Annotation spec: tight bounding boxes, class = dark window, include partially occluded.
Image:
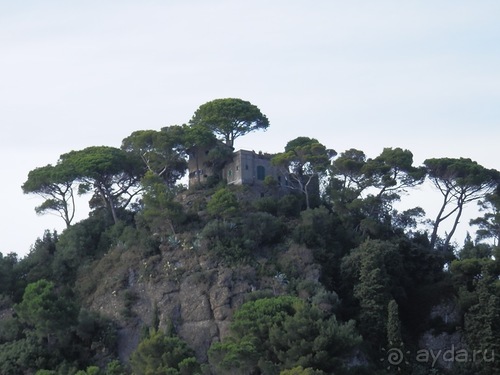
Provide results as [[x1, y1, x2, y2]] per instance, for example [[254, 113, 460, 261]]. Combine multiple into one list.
[[245, 164, 249, 170], [257, 166, 266, 180]]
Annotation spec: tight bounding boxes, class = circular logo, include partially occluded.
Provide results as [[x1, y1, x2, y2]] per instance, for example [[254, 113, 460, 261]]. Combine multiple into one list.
[[380, 345, 410, 370], [387, 348, 404, 366]]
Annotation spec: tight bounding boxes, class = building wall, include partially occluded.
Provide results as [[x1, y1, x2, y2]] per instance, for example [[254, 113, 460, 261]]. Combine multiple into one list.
[[187, 146, 214, 187], [188, 147, 292, 192], [188, 147, 320, 204], [223, 150, 282, 186]]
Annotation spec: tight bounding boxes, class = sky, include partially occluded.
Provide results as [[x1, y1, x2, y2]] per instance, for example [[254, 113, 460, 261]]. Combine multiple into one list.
[[1, 1, 499, 258]]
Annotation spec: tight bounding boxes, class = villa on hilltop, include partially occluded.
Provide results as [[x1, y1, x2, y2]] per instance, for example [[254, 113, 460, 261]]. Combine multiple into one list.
[[187, 145, 320, 205], [188, 147, 284, 189]]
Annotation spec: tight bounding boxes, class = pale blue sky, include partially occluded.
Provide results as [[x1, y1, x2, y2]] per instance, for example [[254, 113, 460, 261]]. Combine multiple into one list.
[[1, 1, 499, 257]]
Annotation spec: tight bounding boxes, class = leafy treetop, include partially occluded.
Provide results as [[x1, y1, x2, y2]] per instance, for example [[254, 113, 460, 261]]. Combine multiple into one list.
[[189, 98, 269, 147]]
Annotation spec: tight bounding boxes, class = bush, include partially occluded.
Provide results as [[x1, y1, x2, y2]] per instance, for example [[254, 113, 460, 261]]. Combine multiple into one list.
[[209, 296, 361, 374], [201, 212, 286, 263], [201, 220, 250, 263], [130, 330, 200, 375], [253, 196, 279, 215], [241, 212, 287, 248], [52, 212, 114, 284], [0, 317, 21, 344], [277, 195, 302, 218], [293, 206, 333, 248], [207, 187, 239, 219]]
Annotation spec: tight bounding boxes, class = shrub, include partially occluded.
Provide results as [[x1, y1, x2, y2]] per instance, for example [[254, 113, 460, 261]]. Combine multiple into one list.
[[277, 195, 302, 218], [201, 212, 286, 263], [209, 296, 361, 374], [206, 187, 239, 219], [253, 196, 279, 216], [130, 330, 200, 375], [241, 212, 287, 249], [293, 206, 333, 248]]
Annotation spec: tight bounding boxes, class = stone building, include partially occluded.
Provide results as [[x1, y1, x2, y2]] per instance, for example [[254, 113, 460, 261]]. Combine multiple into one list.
[[188, 146, 286, 189], [187, 146, 318, 203], [222, 150, 284, 186], [187, 145, 217, 187]]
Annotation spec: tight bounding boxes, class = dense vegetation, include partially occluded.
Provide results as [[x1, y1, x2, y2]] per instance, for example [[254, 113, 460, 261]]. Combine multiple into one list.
[[1, 98, 499, 374]]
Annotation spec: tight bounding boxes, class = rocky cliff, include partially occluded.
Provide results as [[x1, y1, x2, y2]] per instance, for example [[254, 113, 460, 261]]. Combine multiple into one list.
[[79, 234, 321, 363]]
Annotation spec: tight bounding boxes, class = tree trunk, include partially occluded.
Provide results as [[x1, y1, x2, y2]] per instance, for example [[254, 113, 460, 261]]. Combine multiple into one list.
[[430, 190, 451, 249], [304, 178, 310, 210], [444, 197, 465, 250]]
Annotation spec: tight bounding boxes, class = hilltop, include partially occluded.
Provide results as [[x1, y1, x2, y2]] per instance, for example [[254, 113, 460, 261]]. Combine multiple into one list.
[[1, 98, 499, 374]]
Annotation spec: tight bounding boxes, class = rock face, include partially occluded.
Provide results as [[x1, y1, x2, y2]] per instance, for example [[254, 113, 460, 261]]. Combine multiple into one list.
[[85, 238, 320, 363], [418, 299, 465, 371]]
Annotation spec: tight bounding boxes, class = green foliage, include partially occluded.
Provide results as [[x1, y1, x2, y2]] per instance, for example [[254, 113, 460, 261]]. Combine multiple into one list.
[[450, 255, 499, 293], [280, 366, 325, 375], [386, 299, 403, 347], [253, 196, 279, 215], [51, 211, 114, 284], [137, 172, 186, 236], [254, 193, 304, 218], [424, 157, 500, 249], [17, 230, 58, 287], [264, 175, 279, 188], [75, 309, 118, 355], [75, 366, 101, 375], [0, 332, 46, 374], [121, 289, 139, 319], [121, 126, 188, 186], [277, 194, 303, 218], [342, 240, 398, 347], [104, 360, 126, 375], [12, 121, 500, 374], [0, 316, 21, 344], [0, 252, 18, 300], [363, 147, 426, 198], [470, 189, 500, 245], [463, 271, 500, 374], [130, 329, 200, 375], [329, 149, 367, 194], [15, 279, 78, 343], [59, 145, 144, 223], [22, 162, 79, 227], [201, 220, 249, 263], [201, 212, 286, 263], [205, 141, 235, 179], [458, 235, 493, 259], [293, 206, 335, 248], [206, 187, 239, 219], [1, 279, 118, 374], [273, 137, 335, 209], [242, 211, 287, 248], [209, 296, 361, 374], [190, 98, 270, 147]]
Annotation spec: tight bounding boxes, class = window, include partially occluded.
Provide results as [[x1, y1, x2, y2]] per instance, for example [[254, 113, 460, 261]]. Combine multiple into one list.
[[257, 166, 266, 180]]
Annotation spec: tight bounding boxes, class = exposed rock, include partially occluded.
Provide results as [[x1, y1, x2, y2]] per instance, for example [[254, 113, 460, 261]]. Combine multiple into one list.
[[418, 299, 465, 371], [429, 299, 461, 325], [83, 237, 320, 363], [418, 331, 465, 371]]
